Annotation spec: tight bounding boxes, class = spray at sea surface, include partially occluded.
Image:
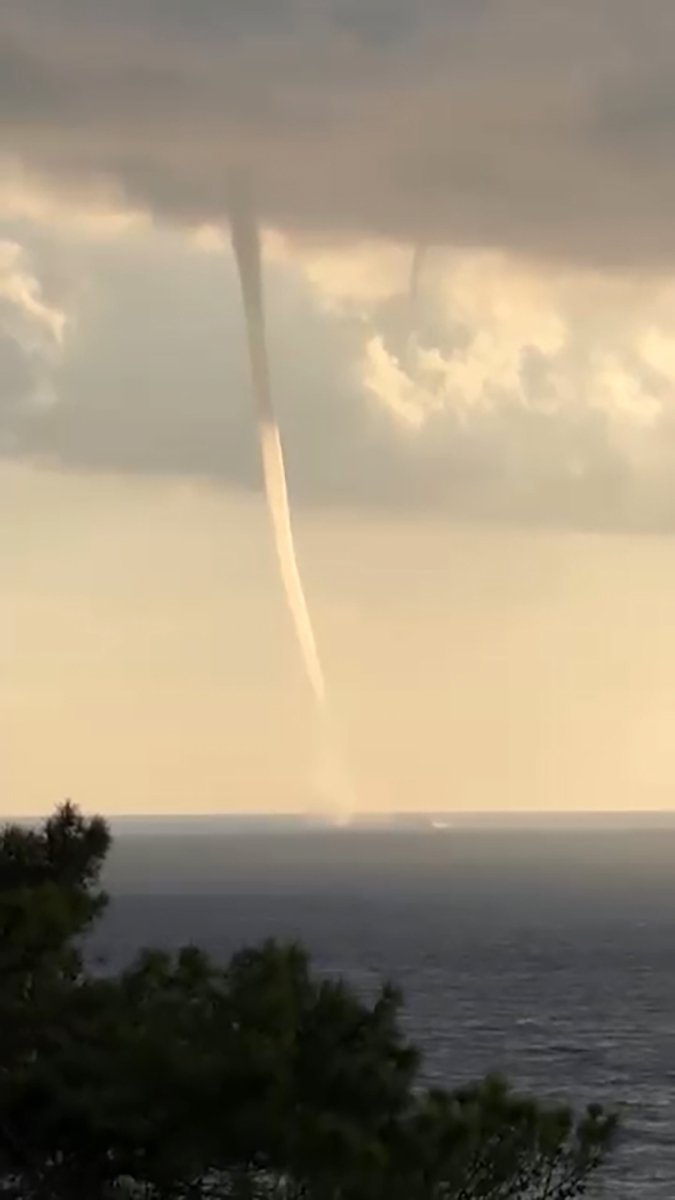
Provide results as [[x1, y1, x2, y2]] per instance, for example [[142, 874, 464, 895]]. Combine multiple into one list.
[[229, 197, 352, 820]]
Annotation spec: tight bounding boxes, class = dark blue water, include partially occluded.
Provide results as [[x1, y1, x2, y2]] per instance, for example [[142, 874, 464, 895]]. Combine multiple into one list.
[[95, 828, 675, 1197]]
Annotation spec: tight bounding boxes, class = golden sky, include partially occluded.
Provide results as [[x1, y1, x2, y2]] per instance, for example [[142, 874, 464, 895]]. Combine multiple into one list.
[[6, 458, 675, 815]]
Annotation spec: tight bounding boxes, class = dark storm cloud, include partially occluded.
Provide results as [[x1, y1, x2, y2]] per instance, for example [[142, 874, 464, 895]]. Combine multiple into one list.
[[5, 1, 675, 265]]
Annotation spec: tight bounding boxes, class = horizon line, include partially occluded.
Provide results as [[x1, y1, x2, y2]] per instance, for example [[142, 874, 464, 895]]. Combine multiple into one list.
[[7, 809, 675, 825]]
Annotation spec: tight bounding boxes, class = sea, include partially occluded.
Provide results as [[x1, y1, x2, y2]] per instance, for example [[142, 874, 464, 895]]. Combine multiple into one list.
[[91, 815, 675, 1198]]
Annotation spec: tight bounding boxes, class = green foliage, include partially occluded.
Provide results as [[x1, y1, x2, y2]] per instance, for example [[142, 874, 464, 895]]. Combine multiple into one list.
[[0, 805, 617, 1200]]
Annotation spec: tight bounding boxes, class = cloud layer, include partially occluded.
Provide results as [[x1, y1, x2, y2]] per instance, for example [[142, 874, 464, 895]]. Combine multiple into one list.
[[0, 238, 65, 455], [5, 1, 675, 533], [2, 222, 675, 533], [5, 0, 675, 265]]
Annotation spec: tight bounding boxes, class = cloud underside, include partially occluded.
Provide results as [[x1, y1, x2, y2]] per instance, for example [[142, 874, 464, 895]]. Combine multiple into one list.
[[6, 1, 675, 532], [5, 0, 675, 266], [1, 226, 675, 534]]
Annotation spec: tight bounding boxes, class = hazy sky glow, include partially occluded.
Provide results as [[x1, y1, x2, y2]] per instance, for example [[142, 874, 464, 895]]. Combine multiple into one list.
[[4, 1, 675, 814]]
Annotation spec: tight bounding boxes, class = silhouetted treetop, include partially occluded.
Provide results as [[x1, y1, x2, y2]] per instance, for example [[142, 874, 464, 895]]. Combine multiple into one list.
[[0, 804, 617, 1199]]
